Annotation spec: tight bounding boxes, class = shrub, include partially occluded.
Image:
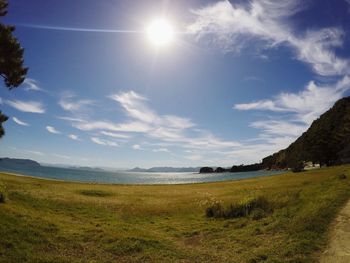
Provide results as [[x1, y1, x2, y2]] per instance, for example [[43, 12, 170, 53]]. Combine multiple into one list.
[[338, 174, 347, 180], [206, 196, 272, 219], [291, 161, 304, 173], [205, 202, 224, 218], [0, 182, 6, 203]]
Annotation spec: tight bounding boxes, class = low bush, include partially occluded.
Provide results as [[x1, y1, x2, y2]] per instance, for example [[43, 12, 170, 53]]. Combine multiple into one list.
[[0, 182, 6, 203], [206, 196, 272, 219], [291, 161, 304, 173], [338, 174, 347, 180], [205, 202, 224, 218]]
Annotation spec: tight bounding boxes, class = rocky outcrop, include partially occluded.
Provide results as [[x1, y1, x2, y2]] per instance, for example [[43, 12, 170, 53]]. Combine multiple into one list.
[[199, 167, 214, 173]]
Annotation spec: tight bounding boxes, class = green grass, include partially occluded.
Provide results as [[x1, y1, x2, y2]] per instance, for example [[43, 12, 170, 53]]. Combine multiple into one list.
[[0, 166, 350, 262]]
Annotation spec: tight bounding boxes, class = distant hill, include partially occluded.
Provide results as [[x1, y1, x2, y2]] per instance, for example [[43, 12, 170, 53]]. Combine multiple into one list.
[[0, 158, 41, 168], [262, 97, 350, 169], [128, 167, 200, 173]]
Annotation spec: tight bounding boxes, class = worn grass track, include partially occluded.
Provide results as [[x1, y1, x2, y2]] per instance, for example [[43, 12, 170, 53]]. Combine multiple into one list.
[[0, 166, 350, 262]]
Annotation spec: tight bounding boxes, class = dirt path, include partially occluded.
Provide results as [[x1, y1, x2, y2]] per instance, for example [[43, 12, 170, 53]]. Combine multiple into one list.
[[320, 200, 350, 263]]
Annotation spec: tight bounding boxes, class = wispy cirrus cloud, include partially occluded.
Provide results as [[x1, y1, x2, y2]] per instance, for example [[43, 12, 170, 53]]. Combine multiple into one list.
[[6, 100, 45, 113], [110, 91, 195, 129], [12, 117, 29, 126], [68, 134, 80, 141], [100, 131, 131, 139], [152, 148, 170, 153], [59, 98, 95, 113], [22, 78, 45, 92], [26, 149, 44, 156], [187, 0, 350, 160], [58, 91, 95, 115], [132, 144, 142, 150], [235, 76, 350, 124], [73, 120, 151, 133], [91, 137, 118, 147], [187, 0, 349, 76], [233, 75, 350, 151], [61, 91, 240, 152], [52, 153, 70, 159], [46, 126, 61, 134]]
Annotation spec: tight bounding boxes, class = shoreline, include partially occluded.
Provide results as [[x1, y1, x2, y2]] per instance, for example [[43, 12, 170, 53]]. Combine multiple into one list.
[[0, 169, 288, 187]]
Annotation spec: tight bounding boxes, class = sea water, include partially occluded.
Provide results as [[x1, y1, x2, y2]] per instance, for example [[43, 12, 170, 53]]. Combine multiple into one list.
[[0, 166, 285, 184]]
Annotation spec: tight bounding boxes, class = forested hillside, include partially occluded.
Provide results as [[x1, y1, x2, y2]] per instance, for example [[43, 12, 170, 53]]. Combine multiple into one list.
[[263, 97, 350, 169]]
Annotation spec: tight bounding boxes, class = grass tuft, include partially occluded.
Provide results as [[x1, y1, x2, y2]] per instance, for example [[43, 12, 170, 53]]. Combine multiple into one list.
[[338, 174, 347, 180], [78, 189, 113, 197], [206, 196, 272, 219]]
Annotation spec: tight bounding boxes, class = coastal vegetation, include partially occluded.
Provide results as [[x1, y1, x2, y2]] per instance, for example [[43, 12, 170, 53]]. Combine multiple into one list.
[[0, 166, 350, 262], [200, 97, 350, 174], [263, 97, 350, 169]]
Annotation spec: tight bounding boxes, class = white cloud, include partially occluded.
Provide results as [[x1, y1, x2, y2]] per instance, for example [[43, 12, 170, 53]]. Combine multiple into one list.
[[152, 148, 170, 153], [91, 137, 118, 147], [108, 91, 240, 150], [188, 0, 350, 76], [12, 117, 29, 126], [46, 126, 61, 134], [0, 97, 3, 104], [100, 131, 131, 139], [52, 153, 70, 159], [68, 134, 80, 140], [59, 91, 240, 152], [132, 144, 142, 150], [6, 100, 45, 113], [110, 91, 195, 129], [23, 78, 44, 92], [250, 120, 307, 137], [58, 116, 85, 122], [73, 121, 151, 133], [231, 75, 350, 161], [59, 98, 94, 113], [185, 154, 203, 161], [235, 76, 350, 125], [345, 0, 350, 12], [25, 149, 44, 156]]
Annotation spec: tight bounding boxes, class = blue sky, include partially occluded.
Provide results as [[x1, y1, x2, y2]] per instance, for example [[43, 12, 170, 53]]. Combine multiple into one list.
[[1, 0, 350, 168]]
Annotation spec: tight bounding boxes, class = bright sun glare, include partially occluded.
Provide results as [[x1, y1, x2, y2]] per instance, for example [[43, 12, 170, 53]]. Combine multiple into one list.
[[146, 18, 174, 46]]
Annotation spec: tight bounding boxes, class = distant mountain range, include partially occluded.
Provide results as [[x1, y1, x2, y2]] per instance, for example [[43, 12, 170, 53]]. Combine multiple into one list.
[[127, 167, 200, 173], [0, 158, 200, 173], [0, 158, 41, 168]]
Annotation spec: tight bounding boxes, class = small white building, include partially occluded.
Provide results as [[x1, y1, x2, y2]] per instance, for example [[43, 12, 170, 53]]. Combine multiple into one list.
[[304, 161, 320, 170]]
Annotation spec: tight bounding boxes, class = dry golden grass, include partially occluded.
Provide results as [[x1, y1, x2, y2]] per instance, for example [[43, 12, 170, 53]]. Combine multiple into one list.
[[0, 166, 349, 262]]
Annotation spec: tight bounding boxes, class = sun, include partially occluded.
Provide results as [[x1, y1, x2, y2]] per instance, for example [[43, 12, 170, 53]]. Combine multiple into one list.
[[146, 18, 174, 46]]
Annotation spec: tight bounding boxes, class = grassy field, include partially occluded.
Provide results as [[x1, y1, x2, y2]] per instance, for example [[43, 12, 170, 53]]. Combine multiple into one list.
[[0, 166, 350, 263]]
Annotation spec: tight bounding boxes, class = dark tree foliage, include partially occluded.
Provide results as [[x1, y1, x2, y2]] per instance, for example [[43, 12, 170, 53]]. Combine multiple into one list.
[[0, 0, 28, 88], [262, 97, 350, 168], [230, 163, 262, 172], [199, 167, 214, 173], [0, 0, 27, 138], [0, 111, 8, 137]]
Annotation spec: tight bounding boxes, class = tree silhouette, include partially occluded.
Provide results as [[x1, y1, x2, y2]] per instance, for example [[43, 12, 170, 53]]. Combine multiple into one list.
[[0, 0, 28, 137]]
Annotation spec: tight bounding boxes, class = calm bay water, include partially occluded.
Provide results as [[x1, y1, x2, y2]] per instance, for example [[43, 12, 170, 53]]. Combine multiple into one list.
[[0, 166, 285, 184]]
